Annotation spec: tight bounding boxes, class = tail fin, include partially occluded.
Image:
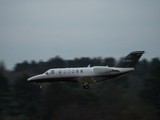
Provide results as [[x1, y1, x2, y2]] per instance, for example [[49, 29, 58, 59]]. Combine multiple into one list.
[[115, 51, 145, 68]]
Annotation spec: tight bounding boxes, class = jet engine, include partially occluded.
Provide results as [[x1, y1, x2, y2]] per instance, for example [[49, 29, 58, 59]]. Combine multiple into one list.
[[93, 66, 112, 73]]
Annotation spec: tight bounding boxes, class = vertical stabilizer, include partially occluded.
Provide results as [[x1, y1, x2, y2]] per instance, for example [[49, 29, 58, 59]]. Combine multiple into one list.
[[115, 51, 145, 68]]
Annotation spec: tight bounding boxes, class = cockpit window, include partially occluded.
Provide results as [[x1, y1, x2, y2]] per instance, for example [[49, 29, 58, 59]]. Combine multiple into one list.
[[45, 71, 49, 75], [45, 69, 52, 75]]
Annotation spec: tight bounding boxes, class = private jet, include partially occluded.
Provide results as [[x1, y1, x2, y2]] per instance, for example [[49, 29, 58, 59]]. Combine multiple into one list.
[[27, 51, 144, 89]]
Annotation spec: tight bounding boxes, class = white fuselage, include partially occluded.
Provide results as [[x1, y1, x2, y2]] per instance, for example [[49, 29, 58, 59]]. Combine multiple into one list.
[[27, 66, 134, 83]]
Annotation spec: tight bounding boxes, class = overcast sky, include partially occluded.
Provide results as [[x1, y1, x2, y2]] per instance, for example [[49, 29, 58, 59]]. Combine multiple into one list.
[[0, 0, 160, 70]]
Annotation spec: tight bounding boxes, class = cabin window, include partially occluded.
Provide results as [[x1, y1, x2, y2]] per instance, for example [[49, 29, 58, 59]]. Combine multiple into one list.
[[51, 70, 54, 74], [80, 70, 83, 73], [72, 70, 74, 73], [59, 70, 61, 74], [76, 70, 79, 73], [64, 70, 66, 74]]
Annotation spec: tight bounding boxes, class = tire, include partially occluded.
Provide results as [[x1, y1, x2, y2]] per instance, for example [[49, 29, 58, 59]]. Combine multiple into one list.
[[83, 84, 89, 89]]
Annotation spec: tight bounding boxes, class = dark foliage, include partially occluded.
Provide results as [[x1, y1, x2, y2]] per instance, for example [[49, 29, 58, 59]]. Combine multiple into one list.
[[0, 72, 10, 118], [140, 58, 160, 116], [1, 56, 160, 120]]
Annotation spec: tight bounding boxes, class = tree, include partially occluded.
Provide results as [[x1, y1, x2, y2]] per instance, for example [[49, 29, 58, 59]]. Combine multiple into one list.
[[140, 58, 160, 116], [12, 73, 40, 118], [48, 56, 64, 68], [14, 61, 29, 72], [69, 88, 99, 105], [0, 71, 10, 118], [0, 60, 6, 71], [36, 83, 71, 120], [103, 57, 115, 67]]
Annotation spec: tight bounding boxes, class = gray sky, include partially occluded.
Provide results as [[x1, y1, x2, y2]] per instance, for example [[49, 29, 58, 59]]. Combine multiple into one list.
[[0, 0, 160, 70]]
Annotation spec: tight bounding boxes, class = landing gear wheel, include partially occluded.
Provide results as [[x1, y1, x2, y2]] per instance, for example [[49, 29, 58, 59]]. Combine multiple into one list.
[[40, 83, 43, 89], [83, 84, 89, 89]]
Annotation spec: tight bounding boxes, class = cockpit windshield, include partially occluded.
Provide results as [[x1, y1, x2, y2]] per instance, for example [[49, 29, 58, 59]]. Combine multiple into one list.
[[45, 69, 54, 75], [45, 70, 50, 75]]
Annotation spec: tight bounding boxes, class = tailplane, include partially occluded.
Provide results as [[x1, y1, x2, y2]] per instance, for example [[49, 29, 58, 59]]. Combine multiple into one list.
[[115, 51, 145, 68]]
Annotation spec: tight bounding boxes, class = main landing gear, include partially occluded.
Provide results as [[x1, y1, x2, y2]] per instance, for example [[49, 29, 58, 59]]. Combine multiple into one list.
[[83, 84, 89, 89]]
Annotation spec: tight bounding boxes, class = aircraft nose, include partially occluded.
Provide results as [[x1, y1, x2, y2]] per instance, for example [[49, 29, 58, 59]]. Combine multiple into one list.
[[27, 76, 36, 82], [27, 74, 45, 82]]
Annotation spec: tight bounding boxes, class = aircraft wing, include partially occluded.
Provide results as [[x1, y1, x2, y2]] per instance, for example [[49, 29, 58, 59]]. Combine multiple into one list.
[[78, 76, 96, 84]]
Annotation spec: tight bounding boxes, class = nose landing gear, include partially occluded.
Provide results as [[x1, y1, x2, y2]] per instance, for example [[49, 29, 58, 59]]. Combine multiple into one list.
[[40, 83, 43, 89]]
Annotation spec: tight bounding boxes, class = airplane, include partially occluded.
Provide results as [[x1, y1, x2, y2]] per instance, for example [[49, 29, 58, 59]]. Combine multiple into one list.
[[27, 51, 144, 89]]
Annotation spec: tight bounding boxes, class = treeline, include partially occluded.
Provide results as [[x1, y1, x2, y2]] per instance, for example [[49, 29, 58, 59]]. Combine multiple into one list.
[[13, 56, 115, 74], [0, 57, 160, 120]]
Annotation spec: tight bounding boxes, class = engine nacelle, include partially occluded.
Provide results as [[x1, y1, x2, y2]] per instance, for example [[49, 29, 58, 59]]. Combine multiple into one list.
[[93, 66, 112, 73]]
